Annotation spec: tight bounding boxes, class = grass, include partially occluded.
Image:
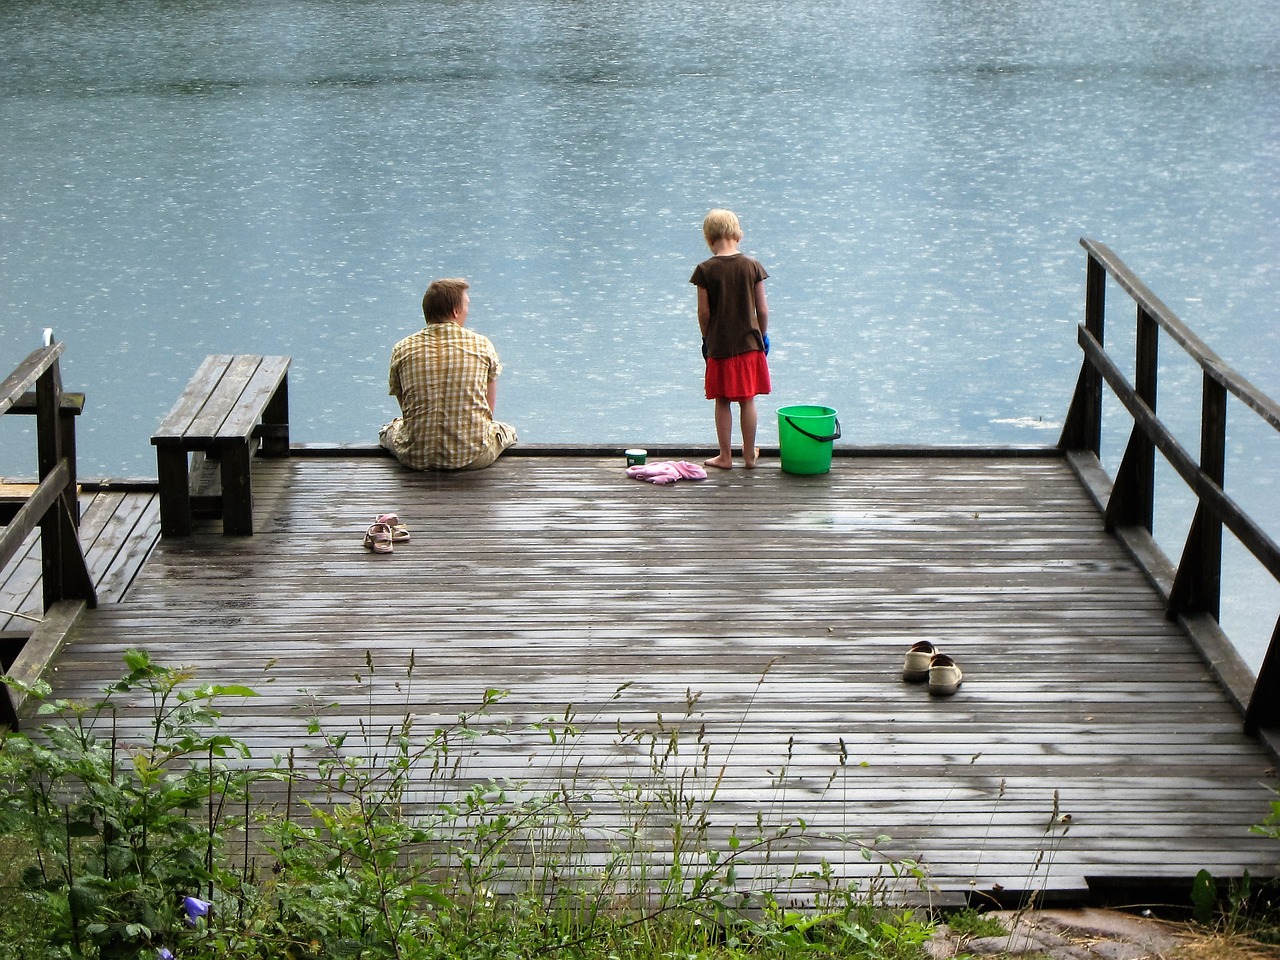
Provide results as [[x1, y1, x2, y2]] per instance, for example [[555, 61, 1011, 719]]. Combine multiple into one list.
[[943, 907, 1008, 940]]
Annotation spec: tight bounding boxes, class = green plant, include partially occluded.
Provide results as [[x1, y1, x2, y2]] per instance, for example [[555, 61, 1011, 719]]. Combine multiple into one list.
[[0, 649, 259, 958], [944, 906, 1008, 940]]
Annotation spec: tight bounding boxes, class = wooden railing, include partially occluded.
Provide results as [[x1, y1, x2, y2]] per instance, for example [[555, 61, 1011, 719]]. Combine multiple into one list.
[[1059, 238, 1280, 734], [0, 336, 96, 624]]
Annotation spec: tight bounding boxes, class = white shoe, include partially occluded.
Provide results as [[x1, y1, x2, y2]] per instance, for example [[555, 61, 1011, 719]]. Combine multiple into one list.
[[928, 654, 963, 696], [902, 641, 936, 682]]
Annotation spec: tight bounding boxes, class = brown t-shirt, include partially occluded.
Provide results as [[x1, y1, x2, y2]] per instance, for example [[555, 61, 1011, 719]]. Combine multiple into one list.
[[690, 253, 769, 359]]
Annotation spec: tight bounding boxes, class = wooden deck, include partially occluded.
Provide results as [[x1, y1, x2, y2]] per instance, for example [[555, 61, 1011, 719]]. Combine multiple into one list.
[[0, 486, 160, 636], [28, 452, 1280, 904]]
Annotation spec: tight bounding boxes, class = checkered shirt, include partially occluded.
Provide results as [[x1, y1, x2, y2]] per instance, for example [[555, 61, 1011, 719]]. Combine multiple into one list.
[[388, 323, 503, 470]]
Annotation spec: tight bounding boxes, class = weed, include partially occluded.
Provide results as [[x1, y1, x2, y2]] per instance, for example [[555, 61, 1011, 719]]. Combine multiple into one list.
[[944, 906, 1008, 940]]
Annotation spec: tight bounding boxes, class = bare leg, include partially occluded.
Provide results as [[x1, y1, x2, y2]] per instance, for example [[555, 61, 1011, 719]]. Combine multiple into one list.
[[705, 398, 734, 469], [740, 397, 760, 468]]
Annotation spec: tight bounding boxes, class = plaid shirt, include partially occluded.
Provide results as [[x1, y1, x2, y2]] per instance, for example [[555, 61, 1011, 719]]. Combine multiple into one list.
[[387, 322, 503, 470]]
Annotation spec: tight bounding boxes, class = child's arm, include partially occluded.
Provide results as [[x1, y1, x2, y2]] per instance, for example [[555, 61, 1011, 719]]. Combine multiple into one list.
[[754, 280, 769, 335], [697, 287, 711, 337]]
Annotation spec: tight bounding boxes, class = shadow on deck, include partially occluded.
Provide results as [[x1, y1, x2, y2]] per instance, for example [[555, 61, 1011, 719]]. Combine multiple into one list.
[[32, 451, 1280, 906]]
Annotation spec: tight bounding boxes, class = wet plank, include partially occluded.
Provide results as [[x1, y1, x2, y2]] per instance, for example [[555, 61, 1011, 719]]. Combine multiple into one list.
[[0, 489, 159, 632], [43, 454, 1280, 901]]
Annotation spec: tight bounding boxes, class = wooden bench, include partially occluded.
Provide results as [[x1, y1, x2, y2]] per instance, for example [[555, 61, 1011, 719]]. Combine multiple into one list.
[[151, 355, 290, 536]]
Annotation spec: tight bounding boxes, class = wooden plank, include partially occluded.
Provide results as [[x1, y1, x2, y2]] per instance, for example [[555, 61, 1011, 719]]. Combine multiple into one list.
[[6, 391, 85, 415], [220, 355, 289, 438], [1080, 238, 1280, 431], [184, 355, 264, 439], [0, 342, 63, 415], [0, 491, 158, 631], [82, 492, 161, 602], [0, 522, 42, 632], [0, 462, 68, 571], [1, 599, 84, 727], [151, 354, 233, 442]]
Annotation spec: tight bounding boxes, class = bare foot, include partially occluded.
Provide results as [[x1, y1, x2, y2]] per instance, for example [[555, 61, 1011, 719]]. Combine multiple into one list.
[[704, 455, 733, 470], [743, 447, 762, 470]]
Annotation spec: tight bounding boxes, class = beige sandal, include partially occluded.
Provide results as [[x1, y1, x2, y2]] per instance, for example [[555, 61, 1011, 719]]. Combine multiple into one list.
[[363, 522, 394, 554], [375, 513, 410, 543]]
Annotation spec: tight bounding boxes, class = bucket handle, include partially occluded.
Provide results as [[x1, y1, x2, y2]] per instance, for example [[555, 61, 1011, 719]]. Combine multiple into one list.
[[782, 414, 842, 444]]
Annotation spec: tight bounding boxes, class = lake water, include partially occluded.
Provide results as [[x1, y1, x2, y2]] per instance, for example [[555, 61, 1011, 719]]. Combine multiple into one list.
[[2, 0, 1278, 667]]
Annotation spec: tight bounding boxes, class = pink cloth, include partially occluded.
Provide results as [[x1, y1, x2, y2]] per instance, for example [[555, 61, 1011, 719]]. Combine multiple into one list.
[[626, 460, 709, 485]]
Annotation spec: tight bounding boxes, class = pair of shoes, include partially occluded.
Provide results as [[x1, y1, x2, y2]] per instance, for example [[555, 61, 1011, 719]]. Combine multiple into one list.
[[901, 641, 964, 696], [363, 512, 412, 554], [375, 512, 410, 544], [363, 522, 394, 554]]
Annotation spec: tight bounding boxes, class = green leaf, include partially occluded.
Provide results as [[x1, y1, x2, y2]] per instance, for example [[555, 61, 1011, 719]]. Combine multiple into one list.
[[214, 683, 260, 698], [68, 881, 101, 917], [1191, 868, 1217, 925], [122, 649, 152, 672]]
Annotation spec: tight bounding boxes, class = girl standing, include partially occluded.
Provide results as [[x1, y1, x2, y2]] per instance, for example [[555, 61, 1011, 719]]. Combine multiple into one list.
[[690, 209, 771, 469]]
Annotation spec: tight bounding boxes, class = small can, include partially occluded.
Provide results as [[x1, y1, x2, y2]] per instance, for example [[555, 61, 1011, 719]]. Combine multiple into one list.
[[625, 448, 647, 467]]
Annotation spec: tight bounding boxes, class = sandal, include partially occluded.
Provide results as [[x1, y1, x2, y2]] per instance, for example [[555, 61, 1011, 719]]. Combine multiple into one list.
[[375, 513, 410, 544], [363, 522, 394, 554]]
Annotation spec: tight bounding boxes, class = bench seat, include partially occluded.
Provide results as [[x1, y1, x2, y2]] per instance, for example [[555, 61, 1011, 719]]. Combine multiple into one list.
[[151, 355, 290, 536]]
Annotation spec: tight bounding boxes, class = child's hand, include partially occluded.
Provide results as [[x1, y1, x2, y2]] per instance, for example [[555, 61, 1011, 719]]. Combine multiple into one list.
[[763, 333, 770, 355], [701, 338, 708, 359]]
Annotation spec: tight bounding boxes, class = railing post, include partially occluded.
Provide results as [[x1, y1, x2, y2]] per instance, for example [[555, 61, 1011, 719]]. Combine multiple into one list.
[[1105, 305, 1159, 532], [59, 396, 81, 526], [1170, 373, 1227, 621], [35, 359, 67, 609], [1059, 251, 1106, 454], [32, 349, 93, 610], [1246, 619, 1280, 732]]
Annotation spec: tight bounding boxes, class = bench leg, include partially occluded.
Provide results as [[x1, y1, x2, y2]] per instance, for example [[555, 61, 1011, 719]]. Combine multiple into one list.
[[261, 377, 290, 457], [220, 443, 254, 536], [156, 448, 193, 537]]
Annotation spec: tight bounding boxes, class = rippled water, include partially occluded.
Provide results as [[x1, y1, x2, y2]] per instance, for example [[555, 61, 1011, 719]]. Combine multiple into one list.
[[2, 0, 1278, 664]]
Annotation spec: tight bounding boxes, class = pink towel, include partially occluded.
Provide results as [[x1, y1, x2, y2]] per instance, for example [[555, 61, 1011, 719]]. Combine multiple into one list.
[[626, 460, 708, 484]]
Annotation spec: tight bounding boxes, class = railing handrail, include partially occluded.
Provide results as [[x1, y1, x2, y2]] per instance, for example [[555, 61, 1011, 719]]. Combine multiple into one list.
[[1061, 238, 1280, 735], [0, 462, 71, 571], [0, 342, 64, 417], [1075, 325, 1280, 580], [1080, 238, 1280, 431]]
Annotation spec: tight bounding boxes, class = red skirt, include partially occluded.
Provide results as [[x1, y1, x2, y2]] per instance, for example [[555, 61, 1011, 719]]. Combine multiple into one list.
[[705, 349, 771, 401]]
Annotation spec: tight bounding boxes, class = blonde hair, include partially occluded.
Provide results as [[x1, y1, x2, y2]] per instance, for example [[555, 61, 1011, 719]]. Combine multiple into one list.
[[422, 278, 470, 323], [702, 208, 743, 246]]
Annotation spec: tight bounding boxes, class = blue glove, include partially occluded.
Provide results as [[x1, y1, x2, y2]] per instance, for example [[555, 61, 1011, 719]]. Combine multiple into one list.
[[763, 333, 770, 356]]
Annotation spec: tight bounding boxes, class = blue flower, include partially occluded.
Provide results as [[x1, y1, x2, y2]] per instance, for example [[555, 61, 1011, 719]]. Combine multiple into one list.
[[157, 949, 174, 960], [182, 895, 211, 926]]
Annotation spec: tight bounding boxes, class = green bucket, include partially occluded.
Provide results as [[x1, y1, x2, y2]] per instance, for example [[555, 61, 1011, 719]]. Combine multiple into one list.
[[777, 405, 841, 475]]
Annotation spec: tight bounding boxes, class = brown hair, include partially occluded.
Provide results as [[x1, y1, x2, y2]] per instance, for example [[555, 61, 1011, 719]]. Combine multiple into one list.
[[421, 278, 470, 323]]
